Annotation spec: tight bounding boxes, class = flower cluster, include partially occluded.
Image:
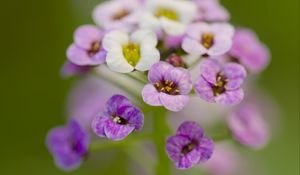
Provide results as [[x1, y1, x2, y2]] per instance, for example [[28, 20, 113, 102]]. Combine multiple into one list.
[[47, 0, 274, 173]]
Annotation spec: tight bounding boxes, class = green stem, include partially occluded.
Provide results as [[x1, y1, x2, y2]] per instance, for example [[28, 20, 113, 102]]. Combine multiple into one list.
[[152, 107, 171, 175]]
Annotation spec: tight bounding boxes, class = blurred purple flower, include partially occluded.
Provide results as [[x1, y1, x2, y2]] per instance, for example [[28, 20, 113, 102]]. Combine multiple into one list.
[[142, 61, 192, 111], [166, 121, 214, 169], [164, 35, 184, 49], [92, 0, 141, 32], [182, 22, 234, 56], [194, 0, 230, 22], [92, 95, 144, 141], [67, 25, 106, 66], [227, 102, 270, 149], [46, 120, 90, 171], [60, 60, 90, 78], [194, 59, 247, 105], [229, 28, 270, 73]]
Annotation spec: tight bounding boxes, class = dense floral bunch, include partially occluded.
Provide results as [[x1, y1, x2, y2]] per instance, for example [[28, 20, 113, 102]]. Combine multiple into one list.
[[47, 0, 274, 174]]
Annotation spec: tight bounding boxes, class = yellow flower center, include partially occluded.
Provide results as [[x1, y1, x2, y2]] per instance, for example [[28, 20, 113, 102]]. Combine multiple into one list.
[[122, 43, 141, 67], [201, 33, 215, 49], [154, 80, 180, 95], [155, 8, 179, 21]]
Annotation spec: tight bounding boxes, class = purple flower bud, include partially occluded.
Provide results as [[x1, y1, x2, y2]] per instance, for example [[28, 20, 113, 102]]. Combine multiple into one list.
[[142, 61, 192, 111], [166, 121, 214, 169], [229, 28, 270, 73], [194, 59, 247, 105], [227, 102, 270, 149], [166, 54, 187, 68], [46, 120, 90, 171], [66, 25, 106, 66], [92, 95, 144, 141]]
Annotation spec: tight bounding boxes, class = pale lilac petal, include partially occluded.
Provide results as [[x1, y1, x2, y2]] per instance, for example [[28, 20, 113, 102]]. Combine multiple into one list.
[[222, 63, 247, 90], [197, 136, 214, 163], [148, 61, 173, 83], [176, 121, 204, 141], [91, 114, 109, 137], [142, 84, 162, 106], [74, 25, 102, 50], [194, 76, 215, 103], [67, 45, 91, 65], [159, 93, 189, 112], [200, 59, 220, 84], [164, 68, 192, 95], [207, 36, 232, 56], [182, 37, 207, 55], [104, 120, 135, 141], [215, 89, 244, 105]]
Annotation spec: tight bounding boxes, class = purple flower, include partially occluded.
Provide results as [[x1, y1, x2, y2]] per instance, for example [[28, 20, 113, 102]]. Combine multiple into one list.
[[142, 61, 192, 112], [67, 25, 106, 66], [166, 121, 214, 169], [182, 22, 234, 56], [46, 120, 90, 171], [194, 59, 247, 105], [194, 0, 230, 22], [227, 102, 270, 149], [229, 28, 270, 73], [92, 95, 144, 141], [60, 60, 91, 78]]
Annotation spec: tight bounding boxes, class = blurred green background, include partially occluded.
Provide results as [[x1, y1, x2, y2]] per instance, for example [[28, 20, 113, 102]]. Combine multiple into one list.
[[0, 0, 299, 174]]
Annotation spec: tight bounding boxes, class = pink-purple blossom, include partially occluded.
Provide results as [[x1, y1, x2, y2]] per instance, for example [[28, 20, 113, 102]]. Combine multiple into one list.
[[92, 95, 144, 141], [227, 102, 270, 149], [67, 25, 106, 66], [194, 0, 230, 22], [142, 61, 192, 112], [194, 59, 247, 105], [182, 22, 234, 57], [166, 121, 214, 169], [229, 28, 270, 73], [46, 120, 90, 171]]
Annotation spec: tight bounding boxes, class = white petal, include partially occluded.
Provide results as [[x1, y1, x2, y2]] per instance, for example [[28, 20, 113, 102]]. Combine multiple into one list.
[[139, 12, 161, 32], [106, 48, 134, 73], [135, 44, 160, 71], [130, 29, 158, 46], [207, 36, 232, 56], [102, 30, 129, 51], [160, 17, 186, 36], [182, 37, 207, 55]]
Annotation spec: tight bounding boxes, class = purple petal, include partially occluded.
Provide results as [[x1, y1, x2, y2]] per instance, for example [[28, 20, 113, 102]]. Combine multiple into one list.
[[207, 36, 232, 56], [74, 25, 102, 50], [215, 88, 244, 105], [222, 63, 247, 90], [104, 119, 135, 141], [142, 84, 162, 106], [148, 61, 173, 83], [68, 120, 90, 156], [67, 44, 104, 66], [60, 61, 90, 78], [106, 95, 132, 116], [159, 93, 189, 112], [176, 121, 204, 141], [164, 68, 193, 95], [166, 135, 191, 162], [197, 136, 214, 163], [194, 76, 215, 103], [91, 114, 109, 137], [200, 59, 220, 85], [177, 149, 201, 169], [118, 106, 144, 131]]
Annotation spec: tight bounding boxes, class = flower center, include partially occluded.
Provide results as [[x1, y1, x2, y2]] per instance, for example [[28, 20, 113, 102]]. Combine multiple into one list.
[[122, 42, 141, 67], [154, 80, 180, 95], [201, 33, 214, 49], [155, 8, 179, 21], [112, 116, 128, 125], [112, 9, 130, 20], [212, 73, 227, 96], [181, 142, 196, 155], [88, 42, 101, 57]]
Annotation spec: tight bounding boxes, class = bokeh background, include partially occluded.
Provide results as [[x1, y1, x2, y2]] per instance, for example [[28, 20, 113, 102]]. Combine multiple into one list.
[[0, 0, 299, 174]]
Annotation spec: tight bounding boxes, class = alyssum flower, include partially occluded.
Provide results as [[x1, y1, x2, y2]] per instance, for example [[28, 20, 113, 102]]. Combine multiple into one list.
[[139, 0, 196, 36], [92, 95, 144, 141], [142, 61, 192, 112], [194, 0, 230, 22], [194, 59, 247, 105], [46, 120, 90, 171], [67, 25, 106, 66], [92, 0, 141, 31], [166, 121, 214, 169], [103, 29, 160, 73], [182, 22, 234, 56]]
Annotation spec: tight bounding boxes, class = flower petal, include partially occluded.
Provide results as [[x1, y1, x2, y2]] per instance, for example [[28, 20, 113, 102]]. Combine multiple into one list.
[[142, 84, 162, 106], [177, 149, 201, 169], [74, 25, 102, 50], [176, 121, 204, 141], [194, 76, 215, 103], [215, 88, 244, 105], [164, 67, 192, 95], [118, 106, 144, 131], [166, 135, 191, 162], [148, 61, 173, 83], [104, 119, 135, 141], [197, 136, 214, 163], [207, 36, 232, 56], [135, 44, 160, 71], [67, 44, 94, 66], [160, 17, 186, 36], [200, 59, 220, 85], [106, 95, 133, 116], [91, 114, 109, 138], [222, 63, 247, 90], [159, 93, 189, 112], [182, 37, 207, 55]]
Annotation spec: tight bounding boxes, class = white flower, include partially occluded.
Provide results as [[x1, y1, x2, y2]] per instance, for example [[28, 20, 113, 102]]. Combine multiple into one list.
[[103, 30, 160, 73], [139, 0, 196, 36]]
